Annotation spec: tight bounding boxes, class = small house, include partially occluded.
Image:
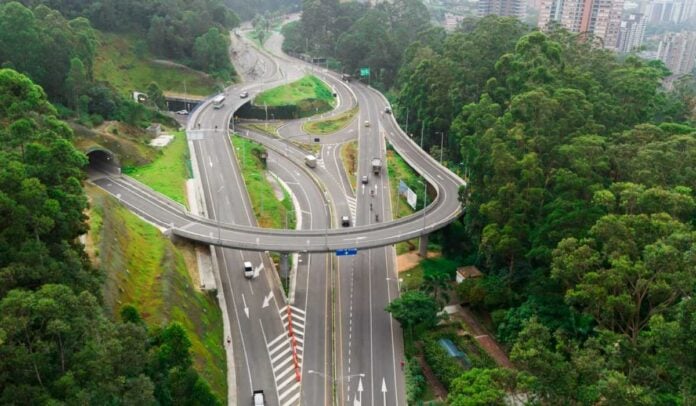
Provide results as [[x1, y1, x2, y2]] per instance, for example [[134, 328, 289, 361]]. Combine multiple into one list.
[[456, 266, 482, 284]]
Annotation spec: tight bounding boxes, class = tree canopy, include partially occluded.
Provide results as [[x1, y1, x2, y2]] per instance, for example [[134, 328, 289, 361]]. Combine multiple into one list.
[[0, 68, 220, 404]]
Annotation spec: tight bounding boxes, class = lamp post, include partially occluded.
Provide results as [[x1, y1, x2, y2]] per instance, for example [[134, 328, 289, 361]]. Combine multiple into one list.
[[436, 131, 445, 163], [416, 178, 427, 234], [307, 370, 365, 406]]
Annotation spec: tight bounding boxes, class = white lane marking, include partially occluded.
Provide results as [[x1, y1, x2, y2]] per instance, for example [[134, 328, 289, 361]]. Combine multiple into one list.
[[242, 294, 249, 319]]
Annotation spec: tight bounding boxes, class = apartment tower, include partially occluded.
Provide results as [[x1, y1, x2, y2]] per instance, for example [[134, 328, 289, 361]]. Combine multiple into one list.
[[538, 0, 625, 49]]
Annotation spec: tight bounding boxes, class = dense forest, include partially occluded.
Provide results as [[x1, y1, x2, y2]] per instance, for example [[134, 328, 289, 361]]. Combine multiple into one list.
[[394, 16, 695, 406], [0, 0, 235, 126], [283, 0, 432, 89], [4, 0, 238, 76], [0, 68, 220, 403]]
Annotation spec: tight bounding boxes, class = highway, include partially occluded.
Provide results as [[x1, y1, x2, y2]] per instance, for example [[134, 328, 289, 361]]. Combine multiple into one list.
[[90, 24, 464, 406]]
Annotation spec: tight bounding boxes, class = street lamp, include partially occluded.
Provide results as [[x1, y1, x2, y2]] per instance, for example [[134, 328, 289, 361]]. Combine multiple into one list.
[[307, 370, 365, 406], [436, 131, 445, 163], [416, 178, 427, 234]]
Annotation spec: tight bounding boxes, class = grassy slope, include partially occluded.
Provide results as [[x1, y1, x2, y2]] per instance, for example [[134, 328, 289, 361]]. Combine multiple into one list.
[[231, 136, 296, 229], [94, 32, 219, 96], [302, 106, 358, 135], [123, 131, 190, 207], [254, 75, 335, 108], [87, 185, 226, 401]]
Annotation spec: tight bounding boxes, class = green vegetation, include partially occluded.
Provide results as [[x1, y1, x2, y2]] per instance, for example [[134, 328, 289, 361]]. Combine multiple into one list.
[[283, 0, 432, 89], [123, 131, 190, 206], [340, 141, 358, 191], [11, 0, 239, 79], [0, 68, 220, 404], [87, 185, 226, 401], [303, 106, 358, 135], [243, 122, 283, 136], [231, 135, 296, 229], [387, 149, 425, 253], [95, 33, 219, 97], [386, 16, 696, 405], [255, 75, 335, 112]]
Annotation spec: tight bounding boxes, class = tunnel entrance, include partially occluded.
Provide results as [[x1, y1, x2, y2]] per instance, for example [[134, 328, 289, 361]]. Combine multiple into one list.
[[85, 148, 120, 177]]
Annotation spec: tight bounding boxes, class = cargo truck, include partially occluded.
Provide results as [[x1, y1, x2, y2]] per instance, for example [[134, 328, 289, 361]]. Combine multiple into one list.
[[371, 158, 382, 175]]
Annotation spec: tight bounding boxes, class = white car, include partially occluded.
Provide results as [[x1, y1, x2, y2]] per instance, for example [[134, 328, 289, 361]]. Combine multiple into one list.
[[364, 120, 370, 127], [239, 91, 249, 98], [341, 215, 350, 227], [176, 109, 189, 115]]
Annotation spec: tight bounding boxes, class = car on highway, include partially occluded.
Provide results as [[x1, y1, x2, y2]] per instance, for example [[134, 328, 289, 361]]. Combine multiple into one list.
[[361, 175, 368, 184], [243, 261, 254, 279], [176, 109, 189, 115], [252, 390, 265, 405], [384, 107, 391, 114], [341, 215, 350, 227], [364, 120, 370, 127], [239, 91, 249, 98]]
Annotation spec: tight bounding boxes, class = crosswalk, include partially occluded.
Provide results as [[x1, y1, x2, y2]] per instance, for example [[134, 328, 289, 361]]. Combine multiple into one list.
[[266, 306, 306, 406], [346, 196, 357, 223]]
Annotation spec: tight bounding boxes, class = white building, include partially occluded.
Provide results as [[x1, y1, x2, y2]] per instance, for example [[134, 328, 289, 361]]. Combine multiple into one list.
[[657, 31, 696, 75], [538, 0, 625, 49], [617, 13, 647, 52]]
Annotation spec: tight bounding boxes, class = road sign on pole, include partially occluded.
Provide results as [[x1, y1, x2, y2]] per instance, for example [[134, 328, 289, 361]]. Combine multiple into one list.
[[335, 248, 358, 256], [360, 67, 370, 77]]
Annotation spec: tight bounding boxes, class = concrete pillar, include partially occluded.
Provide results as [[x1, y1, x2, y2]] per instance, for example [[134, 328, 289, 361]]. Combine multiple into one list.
[[419, 234, 429, 257], [279, 252, 290, 280]]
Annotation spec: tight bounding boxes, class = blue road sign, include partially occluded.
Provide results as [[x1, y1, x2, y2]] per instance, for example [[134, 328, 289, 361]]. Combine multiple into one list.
[[335, 248, 358, 256]]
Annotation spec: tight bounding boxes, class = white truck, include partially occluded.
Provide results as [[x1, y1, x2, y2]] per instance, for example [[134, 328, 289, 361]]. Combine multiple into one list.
[[371, 158, 382, 175]]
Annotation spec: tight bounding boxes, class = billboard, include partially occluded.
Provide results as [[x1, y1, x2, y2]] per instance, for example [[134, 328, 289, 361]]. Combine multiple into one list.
[[399, 180, 418, 210]]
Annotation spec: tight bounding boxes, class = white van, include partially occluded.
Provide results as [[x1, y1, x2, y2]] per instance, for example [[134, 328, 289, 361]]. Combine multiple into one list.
[[243, 261, 254, 279], [305, 155, 317, 168]]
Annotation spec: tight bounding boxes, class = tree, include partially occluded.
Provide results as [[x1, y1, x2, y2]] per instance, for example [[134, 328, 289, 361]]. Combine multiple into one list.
[[552, 213, 695, 345], [146, 82, 166, 110], [448, 368, 507, 406], [385, 291, 439, 338]]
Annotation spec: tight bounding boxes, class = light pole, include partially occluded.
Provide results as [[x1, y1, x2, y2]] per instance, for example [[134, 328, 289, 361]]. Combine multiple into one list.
[[436, 131, 445, 163], [307, 370, 365, 406], [417, 178, 427, 234]]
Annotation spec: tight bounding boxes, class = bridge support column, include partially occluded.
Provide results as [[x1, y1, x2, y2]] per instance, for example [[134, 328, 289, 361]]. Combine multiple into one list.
[[419, 234, 429, 258]]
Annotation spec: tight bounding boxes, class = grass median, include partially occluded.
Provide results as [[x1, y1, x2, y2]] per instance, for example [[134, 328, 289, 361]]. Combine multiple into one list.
[[340, 141, 358, 191], [303, 106, 358, 135], [254, 75, 335, 115], [231, 135, 296, 229], [123, 130, 190, 207]]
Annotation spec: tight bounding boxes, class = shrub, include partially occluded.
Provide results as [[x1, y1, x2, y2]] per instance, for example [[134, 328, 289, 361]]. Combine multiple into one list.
[[422, 336, 465, 389]]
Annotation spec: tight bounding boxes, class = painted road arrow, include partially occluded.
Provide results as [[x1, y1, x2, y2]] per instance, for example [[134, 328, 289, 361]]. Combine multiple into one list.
[[381, 377, 387, 405], [262, 291, 274, 308], [242, 293, 249, 319]]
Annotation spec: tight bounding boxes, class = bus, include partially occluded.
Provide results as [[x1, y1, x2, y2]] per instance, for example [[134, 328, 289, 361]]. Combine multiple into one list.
[[212, 94, 226, 109]]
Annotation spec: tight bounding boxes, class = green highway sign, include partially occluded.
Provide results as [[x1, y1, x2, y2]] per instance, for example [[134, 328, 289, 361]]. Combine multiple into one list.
[[360, 67, 370, 77]]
